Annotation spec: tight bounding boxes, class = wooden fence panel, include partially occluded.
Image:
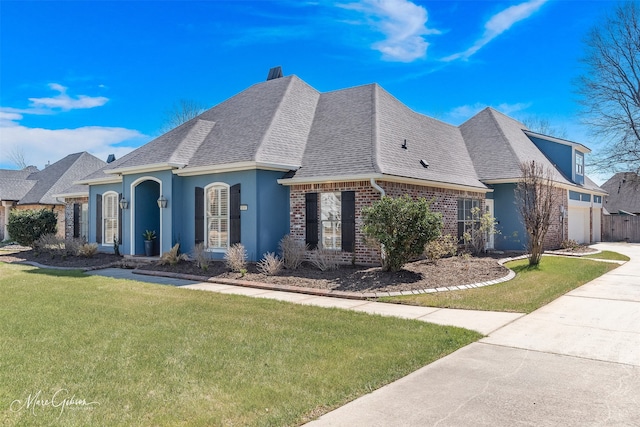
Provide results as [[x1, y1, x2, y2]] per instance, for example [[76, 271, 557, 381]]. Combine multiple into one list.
[[602, 215, 640, 243]]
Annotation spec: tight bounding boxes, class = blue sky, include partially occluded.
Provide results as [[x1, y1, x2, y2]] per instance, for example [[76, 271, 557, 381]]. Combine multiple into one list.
[[0, 0, 617, 181]]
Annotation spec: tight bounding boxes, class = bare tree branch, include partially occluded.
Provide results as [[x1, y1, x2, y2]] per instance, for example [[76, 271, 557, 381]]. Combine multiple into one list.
[[8, 146, 29, 169], [576, 2, 640, 173], [516, 161, 560, 266], [159, 99, 207, 134], [522, 116, 568, 139]]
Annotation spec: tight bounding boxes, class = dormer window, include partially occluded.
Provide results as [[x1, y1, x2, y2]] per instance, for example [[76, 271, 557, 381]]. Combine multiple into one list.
[[575, 152, 584, 176]]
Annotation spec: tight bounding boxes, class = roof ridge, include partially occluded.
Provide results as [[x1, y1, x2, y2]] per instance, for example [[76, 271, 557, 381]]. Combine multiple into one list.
[[486, 108, 521, 166], [255, 76, 296, 161], [168, 119, 216, 165]]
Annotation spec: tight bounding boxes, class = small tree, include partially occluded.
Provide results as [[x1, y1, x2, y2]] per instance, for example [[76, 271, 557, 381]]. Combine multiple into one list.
[[7, 208, 57, 246], [516, 161, 558, 266], [462, 207, 500, 255], [362, 195, 442, 272]]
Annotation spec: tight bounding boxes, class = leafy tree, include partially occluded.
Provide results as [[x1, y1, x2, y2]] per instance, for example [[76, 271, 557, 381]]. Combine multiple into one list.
[[362, 195, 442, 272], [7, 208, 57, 246], [516, 161, 559, 266], [576, 2, 640, 173]]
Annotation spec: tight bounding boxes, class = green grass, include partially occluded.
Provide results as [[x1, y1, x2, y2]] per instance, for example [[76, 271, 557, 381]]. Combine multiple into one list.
[[381, 256, 619, 313], [0, 263, 480, 426], [582, 250, 630, 261]]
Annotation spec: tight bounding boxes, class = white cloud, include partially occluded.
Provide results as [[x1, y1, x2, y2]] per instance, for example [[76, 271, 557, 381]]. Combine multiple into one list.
[[444, 102, 531, 124], [28, 83, 109, 111], [442, 0, 547, 62], [0, 122, 144, 168], [343, 0, 439, 62], [0, 85, 144, 169]]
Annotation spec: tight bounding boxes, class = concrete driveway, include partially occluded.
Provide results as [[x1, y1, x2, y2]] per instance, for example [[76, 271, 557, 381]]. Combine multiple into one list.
[[307, 243, 640, 426]]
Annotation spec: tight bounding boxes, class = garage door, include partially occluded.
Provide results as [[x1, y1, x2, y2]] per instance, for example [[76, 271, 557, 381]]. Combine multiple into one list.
[[568, 207, 590, 244]]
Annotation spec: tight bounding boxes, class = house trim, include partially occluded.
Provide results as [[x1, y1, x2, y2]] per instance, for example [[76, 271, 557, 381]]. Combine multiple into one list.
[[75, 176, 123, 185], [483, 178, 607, 195], [279, 173, 491, 193], [173, 161, 299, 176], [52, 192, 88, 199], [106, 162, 186, 175]]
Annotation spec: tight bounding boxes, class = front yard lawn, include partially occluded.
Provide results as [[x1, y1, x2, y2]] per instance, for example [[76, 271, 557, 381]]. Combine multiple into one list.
[[0, 263, 480, 426], [381, 256, 620, 313], [583, 250, 630, 261]]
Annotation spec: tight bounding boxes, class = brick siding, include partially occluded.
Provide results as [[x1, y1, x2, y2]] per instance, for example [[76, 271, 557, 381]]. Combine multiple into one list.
[[289, 180, 486, 266]]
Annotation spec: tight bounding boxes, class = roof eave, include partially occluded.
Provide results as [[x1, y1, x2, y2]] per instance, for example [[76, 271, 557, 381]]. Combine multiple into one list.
[[105, 162, 186, 175], [482, 178, 608, 195], [51, 191, 88, 199], [75, 176, 123, 185], [279, 173, 491, 193], [174, 161, 299, 176]]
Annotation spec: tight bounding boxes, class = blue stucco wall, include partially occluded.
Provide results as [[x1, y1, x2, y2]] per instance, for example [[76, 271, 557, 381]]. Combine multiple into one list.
[[176, 169, 290, 261], [491, 183, 527, 251], [89, 182, 123, 253], [89, 169, 289, 260], [528, 136, 572, 180], [256, 170, 291, 259]]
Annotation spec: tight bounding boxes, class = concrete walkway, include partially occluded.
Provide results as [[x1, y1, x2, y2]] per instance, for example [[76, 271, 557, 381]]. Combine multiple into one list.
[[306, 242, 640, 426], [87, 268, 523, 335]]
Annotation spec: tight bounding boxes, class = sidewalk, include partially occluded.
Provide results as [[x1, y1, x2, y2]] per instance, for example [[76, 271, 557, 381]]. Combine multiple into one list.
[[87, 268, 523, 335], [306, 242, 640, 426]]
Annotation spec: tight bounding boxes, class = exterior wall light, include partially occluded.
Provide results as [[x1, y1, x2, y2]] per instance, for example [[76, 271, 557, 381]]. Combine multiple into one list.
[[157, 195, 168, 209], [119, 197, 129, 210]]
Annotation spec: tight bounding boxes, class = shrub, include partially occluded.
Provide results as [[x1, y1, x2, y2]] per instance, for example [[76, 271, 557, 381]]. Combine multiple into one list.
[[309, 248, 339, 271], [561, 239, 580, 250], [257, 252, 283, 275], [424, 234, 458, 263], [192, 243, 210, 271], [77, 243, 99, 258], [7, 208, 57, 246], [224, 243, 247, 273], [65, 237, 84, 257], [33, 233, 65, 256], [158, 243, 189, 266], [362, 195, 443, 272], [278, 235, 306, 270]]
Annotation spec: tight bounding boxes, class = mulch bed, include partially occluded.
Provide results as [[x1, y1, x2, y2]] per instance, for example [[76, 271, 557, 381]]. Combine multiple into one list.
[[1, 247, 510, 293]]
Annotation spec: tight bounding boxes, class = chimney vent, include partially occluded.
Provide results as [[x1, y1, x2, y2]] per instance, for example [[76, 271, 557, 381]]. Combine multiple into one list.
[[266, 66, 283, 81], [106, 154, 116, 163]]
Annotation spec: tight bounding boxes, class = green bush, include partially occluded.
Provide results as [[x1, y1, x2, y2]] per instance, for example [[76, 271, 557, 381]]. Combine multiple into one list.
[[362, 195, 443, 272], [7, 208, 57, 247]]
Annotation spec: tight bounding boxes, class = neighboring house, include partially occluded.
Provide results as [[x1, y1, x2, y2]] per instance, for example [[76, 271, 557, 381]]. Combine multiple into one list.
[[601, 172, 640, 215], [76, 69, 605, 263], [0, 152, 106, 242]]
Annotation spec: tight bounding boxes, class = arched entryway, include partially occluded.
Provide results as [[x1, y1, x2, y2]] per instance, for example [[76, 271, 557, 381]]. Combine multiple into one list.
[[132, 178, 161, 256]]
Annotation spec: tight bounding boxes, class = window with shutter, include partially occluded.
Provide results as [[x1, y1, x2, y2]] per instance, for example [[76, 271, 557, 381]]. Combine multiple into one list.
[[103, 192, 119, 245], [205, 184, 229, 249]]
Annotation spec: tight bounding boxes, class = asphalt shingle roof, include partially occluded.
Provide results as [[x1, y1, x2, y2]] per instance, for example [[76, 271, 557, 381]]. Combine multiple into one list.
[[0, 153, 105, 205], [601, 172, 640, 214], [94, 74, 604, 193]]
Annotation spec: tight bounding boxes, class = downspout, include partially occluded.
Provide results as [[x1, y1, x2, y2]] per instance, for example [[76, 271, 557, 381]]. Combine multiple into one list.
[[370, 178, 386, 266], [370, 178, 385, 197]]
